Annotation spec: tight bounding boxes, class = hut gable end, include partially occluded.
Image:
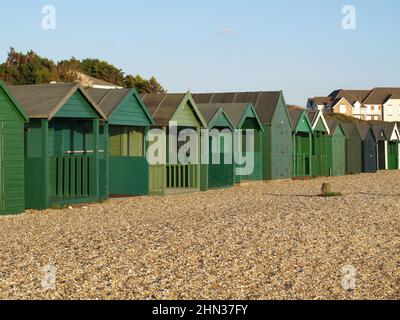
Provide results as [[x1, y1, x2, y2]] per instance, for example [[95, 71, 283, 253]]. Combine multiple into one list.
[[55, 91, 100, 119]]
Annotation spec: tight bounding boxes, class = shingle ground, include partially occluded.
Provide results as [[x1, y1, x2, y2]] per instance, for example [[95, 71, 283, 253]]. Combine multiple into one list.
[[0, 171, 399, 300]]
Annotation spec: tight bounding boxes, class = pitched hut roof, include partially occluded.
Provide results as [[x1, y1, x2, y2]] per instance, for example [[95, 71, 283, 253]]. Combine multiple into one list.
[[8, 83, 106, 120], [192, 91, 285, 125]]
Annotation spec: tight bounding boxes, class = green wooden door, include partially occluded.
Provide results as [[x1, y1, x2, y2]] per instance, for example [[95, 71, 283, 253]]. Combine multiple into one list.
[[293, 133, 311, 177], [0, 121, 3, 211], [109, 125, 149, 196], [208, 133, 234, 189], [51, 119, 97, 203], [312, 132, 329, 176], [388, 142, 398, 170], [331, 135, 346, 176]]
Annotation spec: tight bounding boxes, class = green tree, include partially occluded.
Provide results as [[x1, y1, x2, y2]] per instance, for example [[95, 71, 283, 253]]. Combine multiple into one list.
[[0, 47, 166, 93]]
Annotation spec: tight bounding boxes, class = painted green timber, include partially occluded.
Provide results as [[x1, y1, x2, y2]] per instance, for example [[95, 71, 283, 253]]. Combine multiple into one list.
[[171, 100, 201, 127], [262, 94, 293, 180], [25, 119, 49, 210], [104, 89, 153, 196], [206, 129, 234, 190], [328, 124, 346, 176], [388, 142, 398, 170], [343, 124, 362, 174], [236, 118, 263, 182], [292, 111, 312, 177], [24, 89, 104, 209], [311, 117, 329, 177], [108, 125, 150, 196], [0, 83, 26, 215], [55, 91, 99, 119], [149, 95, 204, 195], [108, 91, 153, 126], [201, 109, 234, 191], [99, 122, 109, 200]]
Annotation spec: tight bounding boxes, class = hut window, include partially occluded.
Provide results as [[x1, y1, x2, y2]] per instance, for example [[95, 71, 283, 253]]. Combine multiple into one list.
[[109, 126, 144, 157]]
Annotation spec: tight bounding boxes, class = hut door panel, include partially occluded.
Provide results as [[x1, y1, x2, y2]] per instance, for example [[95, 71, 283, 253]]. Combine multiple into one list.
[[51, 120, 96, 201], [0, 122, 3, 210], [388, 142, 398, 170], [109, 126, 148, 196], [208, 134, 234, 189], [378, 141, 386, 170]]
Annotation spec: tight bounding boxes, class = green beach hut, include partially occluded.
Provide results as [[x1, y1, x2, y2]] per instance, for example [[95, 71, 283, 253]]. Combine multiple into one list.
[[9, 83, 107, 209], [197, 104, 235, 191], [89, 88, 154, 197], [289, 109, 312, 178], [327, 120, 346, 176], [383, 122, 400, 170], [217, 103, 264, 183], [341, 123, 362, 175], [142, 92, 208, 196], [193, 91, 293, 181], [307, 111, 330, 177], [0, 81, 28, 215]]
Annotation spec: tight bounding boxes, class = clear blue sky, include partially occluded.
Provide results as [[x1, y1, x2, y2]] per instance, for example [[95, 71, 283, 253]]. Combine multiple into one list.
[[1, 0, 399, 105]]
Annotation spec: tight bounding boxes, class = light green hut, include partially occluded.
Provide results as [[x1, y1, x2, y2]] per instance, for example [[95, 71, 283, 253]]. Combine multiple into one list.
[[289, 109, 313, 178], [197, 104, 235, 190], [142, 92, 207, 196], [307, 111, 330, 177], [218, 103, 264, 183]]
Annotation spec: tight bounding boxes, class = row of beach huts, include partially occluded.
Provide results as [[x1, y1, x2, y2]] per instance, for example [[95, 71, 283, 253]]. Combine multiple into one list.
[[0, 80, 399, 215]]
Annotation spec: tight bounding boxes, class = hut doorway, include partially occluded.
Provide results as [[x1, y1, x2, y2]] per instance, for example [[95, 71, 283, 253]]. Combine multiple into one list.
[[51, 119, 97, 202], [293, 132, 311, 177], [377, 140, 386, 170], [0, 121, 3, 211], [388, 142, 399, 170]]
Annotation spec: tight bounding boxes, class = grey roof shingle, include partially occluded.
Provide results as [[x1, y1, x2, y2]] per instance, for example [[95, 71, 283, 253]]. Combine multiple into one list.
[[218, 103, 253, 128], [341, 122, 358, 139], [370, 122, 387, 141], [192, 91, 283, 125], [8, 83, 106, 120], [142, 93, 190, 126], [289, 109, 304, 131], [88, 88, 131, 118], [356, 123, 374, 140], [196, 103, 221, 124]]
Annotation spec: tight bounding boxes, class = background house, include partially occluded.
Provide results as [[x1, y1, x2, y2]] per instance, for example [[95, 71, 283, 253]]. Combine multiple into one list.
[[307, 88, 400, 122]]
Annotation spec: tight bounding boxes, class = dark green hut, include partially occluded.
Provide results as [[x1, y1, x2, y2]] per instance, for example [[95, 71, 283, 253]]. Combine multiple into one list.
[[197, 104, 235, 190], [9, 83, 107, 209], [142, 92, 208, 196], [327, 121, 346, 176], [89, 88, 154, 197], [356, 123, 377, 173], [289, 109, 312, 178], [341, 123, 362, 175], [218, 103, 263, 183], [193, 91, 293, 180], [383, 122, 400, 170], [307, 111, 330, 177], [371, 123, 388, 170], [0, 81, 29, 215]]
